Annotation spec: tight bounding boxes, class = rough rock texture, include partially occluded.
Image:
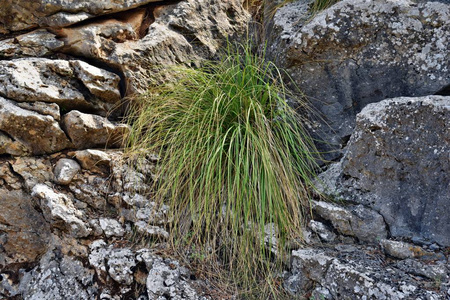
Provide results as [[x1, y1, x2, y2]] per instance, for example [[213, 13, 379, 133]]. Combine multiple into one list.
[[0, 58, 121, 116], [0, 0, 163, 33], [286, 246, 449, 299], [32, 184, 92, 238], [0, 189, 51, 270], [268, 0, 450, 159], [0, 97, 72, 155], [54, 158, 81, 185], [319, 95, 450, 246], [0, 151, 209, 299], [62, 110, 130, 149], [311, 200, 387, 244], [1, 0, 249, 93]]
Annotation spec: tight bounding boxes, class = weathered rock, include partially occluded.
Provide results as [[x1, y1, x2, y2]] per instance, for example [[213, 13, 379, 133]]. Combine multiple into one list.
[[146, 257, 199, 300], [320, 96, 450, 246], [286, 246, 447, 299], [99, 218, 125, 238], [0, 131, 29, 156], [11, 251, 97, 300], [53, 158, 81, 185], [0, 97, 72, 155], [311, 200, 387, 243], [380, 239, 441, 261], [134, 221, 169, 240], [0, 0, 163, 33], [0, 189, 51, 271], [0, 30, 64, 58], [308, 220, 337, 243], [0, 58, 121, 116], [268, 0, 450, 159], [72, 149, 112, 174], [16, 102, 61, 121], [11, 157, 53, 189], [71, 60, 121, 104], [31, 184, 91, 238], [107, 248, 136, 285], [54, 0, 250, 92], [62, 110, 130, 149]]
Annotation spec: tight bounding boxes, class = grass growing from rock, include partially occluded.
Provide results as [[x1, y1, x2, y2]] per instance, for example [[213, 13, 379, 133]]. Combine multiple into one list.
[[126, 44, 318, 297], [310, 0, 340, 14]]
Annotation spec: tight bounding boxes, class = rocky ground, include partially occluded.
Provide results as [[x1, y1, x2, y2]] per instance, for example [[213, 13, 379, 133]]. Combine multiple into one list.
[[1, 0, 449, 299]]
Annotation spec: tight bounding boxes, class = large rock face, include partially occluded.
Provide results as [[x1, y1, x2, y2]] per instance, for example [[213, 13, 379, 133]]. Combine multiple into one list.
[[268, 0, 450, 160], [0, 0, 162, 33], [318, 95, 450, 246]]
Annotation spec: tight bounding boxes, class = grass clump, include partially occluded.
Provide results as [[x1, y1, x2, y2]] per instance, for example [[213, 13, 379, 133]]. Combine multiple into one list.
[[309, 0, 340, 14], [126, 43, 318, 297]]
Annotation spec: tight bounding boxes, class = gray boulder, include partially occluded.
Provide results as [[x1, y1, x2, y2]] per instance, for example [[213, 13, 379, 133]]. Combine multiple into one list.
[[268, 0, 450, 160], [319, 95, 450, 246]]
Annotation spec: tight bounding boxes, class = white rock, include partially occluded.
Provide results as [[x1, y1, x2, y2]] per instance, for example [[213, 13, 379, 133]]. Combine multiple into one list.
[[99, 218, 125, 238], [31, 184, 91, 237], [54, 158, 81, 185]]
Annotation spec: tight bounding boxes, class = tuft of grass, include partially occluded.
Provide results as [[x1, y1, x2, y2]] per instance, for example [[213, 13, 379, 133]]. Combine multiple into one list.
[[309, 0, 340, 14], [126, 43, 318, 297]]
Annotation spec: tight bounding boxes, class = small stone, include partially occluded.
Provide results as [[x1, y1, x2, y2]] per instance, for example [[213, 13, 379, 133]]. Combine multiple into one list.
[[99, 218, 125, 238], [73, 149, 111, 174], [380, 239, 425, 259], [134, 221, 169, 240], [54, 158, 81, 185]]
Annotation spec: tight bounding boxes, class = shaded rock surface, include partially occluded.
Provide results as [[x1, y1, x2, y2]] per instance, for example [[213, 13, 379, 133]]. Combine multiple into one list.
[[267, 0, 450, 160], [318, 95, 450, 246]]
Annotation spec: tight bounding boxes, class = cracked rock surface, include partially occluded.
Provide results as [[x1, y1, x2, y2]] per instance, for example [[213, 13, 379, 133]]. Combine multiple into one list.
[[267, 0, 450, 160], [317, 95, 450, 247]]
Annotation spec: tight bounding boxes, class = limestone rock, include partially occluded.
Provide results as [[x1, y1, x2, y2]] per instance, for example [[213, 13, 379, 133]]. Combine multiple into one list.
[[107, 248, 136, 285], [71, 60, 121, 104], [146, 257, 198, 299], [134, 221, 169, 240], [16, 102, 61, 121], [322, 96, 450, 246], [268, 0, 450, 159], [0, 189, 51, 271], [54, 0, 250, 92], [380, 239, 439, 260], [0, 30, 64, 58], [311, 200, 387, 243], [0, 58, 121, 116], [286, 246, 447, 299], [73, 149, 111, 174], [0, 97, 72, 155], [62, 110, 130, 149], [13, 251, 97, 300], [99, 218, 125, 238], [308, 220, 337, 243], [0, 131, 29, 156], [31, 184, 91, 238], [0, 0, 163, 33], [10, 157, 53, 190], [53, 158, 81, 185]]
